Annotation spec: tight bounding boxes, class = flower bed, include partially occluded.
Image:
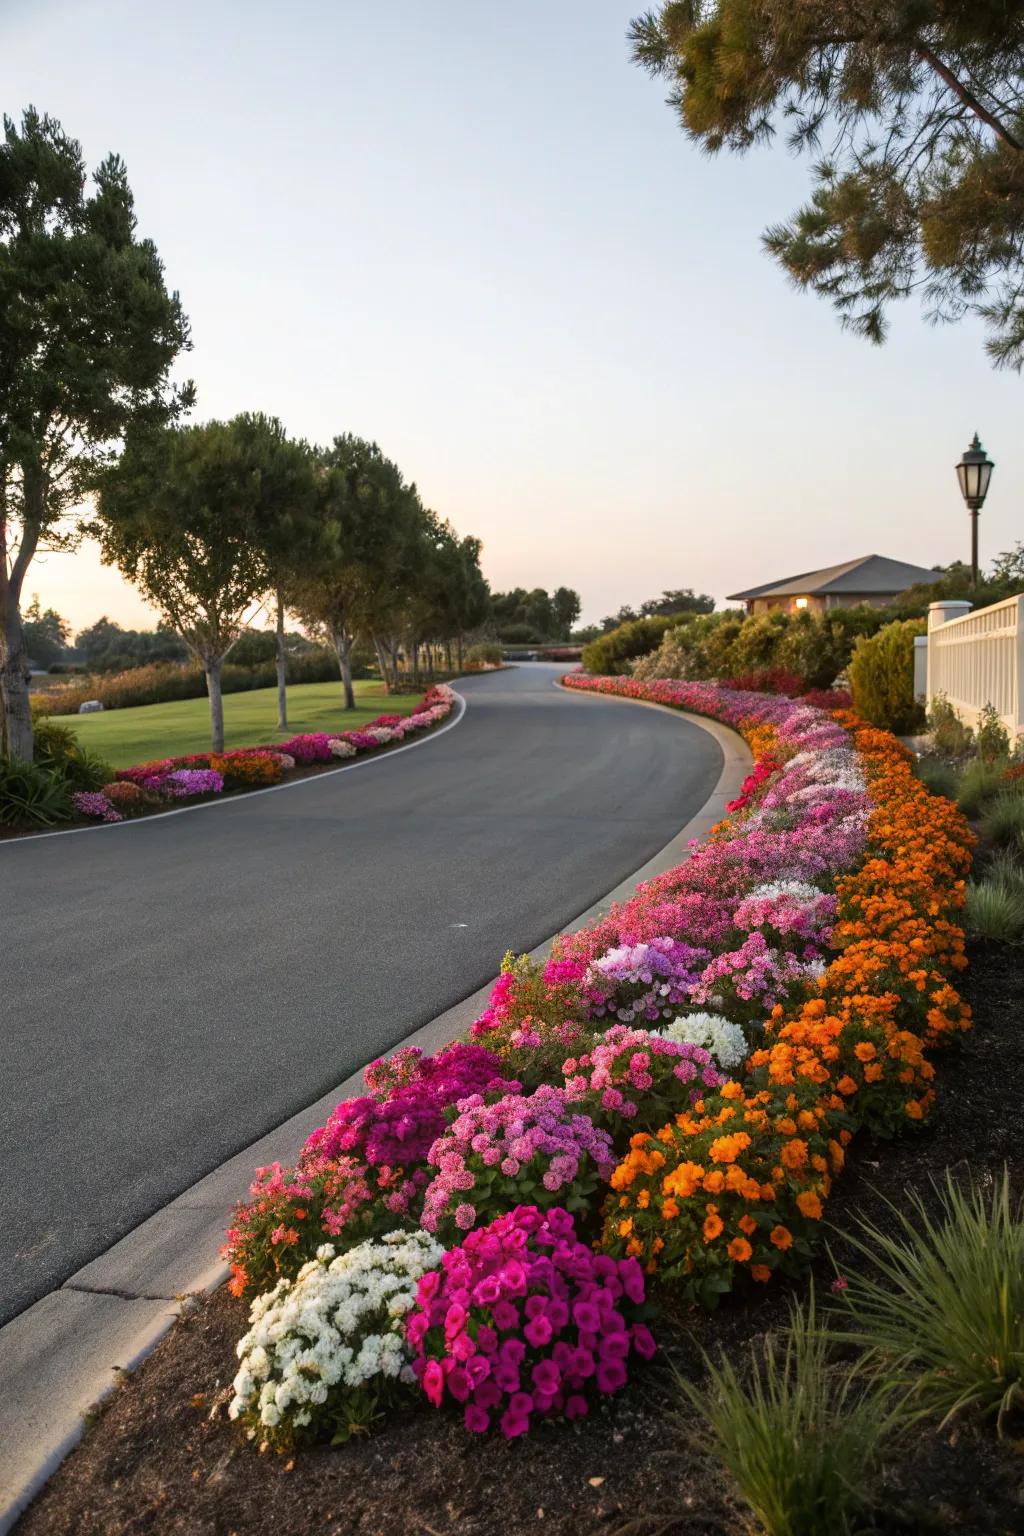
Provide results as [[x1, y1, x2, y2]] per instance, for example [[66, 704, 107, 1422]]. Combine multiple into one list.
[[70, 685, 457, 823], [220, 673, 972, 1441]]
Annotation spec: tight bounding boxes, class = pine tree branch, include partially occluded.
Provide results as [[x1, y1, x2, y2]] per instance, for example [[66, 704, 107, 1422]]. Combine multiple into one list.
[[917, 45, 1023, 150]]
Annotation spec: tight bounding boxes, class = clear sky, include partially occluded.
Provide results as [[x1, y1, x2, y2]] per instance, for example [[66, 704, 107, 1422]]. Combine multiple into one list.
[[4, 0, 1022, 632]]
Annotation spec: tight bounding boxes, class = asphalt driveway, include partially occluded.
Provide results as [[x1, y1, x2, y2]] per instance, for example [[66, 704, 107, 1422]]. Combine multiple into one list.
[[0, 665, 722, 1324]]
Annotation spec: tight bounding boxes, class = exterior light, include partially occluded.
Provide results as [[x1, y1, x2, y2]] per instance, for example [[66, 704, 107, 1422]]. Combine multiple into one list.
[[955, 432, 994, 585], [794, 596, 808, 609]]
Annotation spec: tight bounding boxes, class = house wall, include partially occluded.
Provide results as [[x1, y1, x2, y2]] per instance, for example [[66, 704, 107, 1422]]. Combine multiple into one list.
[[747, 592, 900, 616]]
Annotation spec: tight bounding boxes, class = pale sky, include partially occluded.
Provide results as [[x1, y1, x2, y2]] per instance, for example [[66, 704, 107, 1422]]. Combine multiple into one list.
[[5, 0, 1022, 633]]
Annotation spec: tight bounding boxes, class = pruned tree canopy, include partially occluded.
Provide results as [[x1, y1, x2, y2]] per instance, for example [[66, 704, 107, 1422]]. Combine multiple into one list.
[[631, 2, 1024, 366]]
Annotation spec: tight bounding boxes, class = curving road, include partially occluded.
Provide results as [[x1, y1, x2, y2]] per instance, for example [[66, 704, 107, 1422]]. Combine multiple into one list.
[[0, 665, 722, 1325]]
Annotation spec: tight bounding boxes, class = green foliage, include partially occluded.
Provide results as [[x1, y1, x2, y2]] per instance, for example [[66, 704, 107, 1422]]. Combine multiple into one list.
[[22, 596, 70, 668], [581, 614, 678, 674], [956, 759, 1005, 818], [980, 788, 1024, 847], [599, 587, 715, 631], [914, 755, 959, 800], [848, 619, 925, 733], [1, 105, 191, 761], [927, 693, 974, 758], [832, 1170, 1024, 1432], [964, 877, 1024, 941], [632, 605, 886, 689], [489, 586, 582, 642], [678, 1293, 896, 1536], [464, 642, 503, 667], [975, 703, 1012, 765], [75, 616, 189, 672], [892, 546, 1024, 619], [0, 757, 72, 828], [32, 717, 111, 791], [630, 5, 1024, 368]]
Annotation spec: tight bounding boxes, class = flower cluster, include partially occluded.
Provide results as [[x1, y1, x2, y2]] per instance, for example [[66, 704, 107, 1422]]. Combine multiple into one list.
[[73, 685, 457, 822], [585, 938, 711, 1023], [406, 1206, 654, 1437], [421, 1086, 615, 1239], [228, 1229, 444, 1447], [561, 1023, 724, 1136], [656, 1012, 750, 1073]]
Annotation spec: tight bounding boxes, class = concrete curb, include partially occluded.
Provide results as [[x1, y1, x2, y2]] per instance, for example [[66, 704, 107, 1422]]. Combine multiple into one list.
[[0, 687, 749, 1533]]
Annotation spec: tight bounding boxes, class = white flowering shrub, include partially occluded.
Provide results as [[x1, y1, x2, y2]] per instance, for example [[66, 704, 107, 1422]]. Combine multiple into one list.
[[228, 1228, 443, 1448], [655, 1011, 750, 1072], [329, 738, 357, 759]]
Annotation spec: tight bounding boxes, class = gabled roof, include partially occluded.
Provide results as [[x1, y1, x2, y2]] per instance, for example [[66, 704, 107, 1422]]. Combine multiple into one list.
[[727, 554, 941, 602]]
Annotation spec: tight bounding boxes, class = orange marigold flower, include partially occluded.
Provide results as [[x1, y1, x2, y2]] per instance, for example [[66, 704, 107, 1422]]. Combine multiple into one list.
[[770, 1225, 793, 1250], [796, 1191, 823, 1220], [702, 1169, 725, 1194], [853, 1041, 876, 1062], [727, 1237, 753, 1262], [750, 1264, 772, 1283], [661, 1199, 679, 1220], [837, 1075, 859, 1096], [780, 1138, 808, 1171], [738, 1213, 757, 1235], [703, 1210, 724, 1242], [905, 1099, 924, 1120], [709, 1132, 752, 1164]]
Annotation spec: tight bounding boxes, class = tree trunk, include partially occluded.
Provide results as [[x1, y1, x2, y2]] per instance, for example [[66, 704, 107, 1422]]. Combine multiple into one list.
[[445, 640, 453, 675], [1, 604, 34, 763], [456, 636, 463, 673], [333, 628, 355, 709], [275, 589, 288, 731], [205, 657, 226, 752], [411, 642, 420, 688], [388, 640, 402, 691], [372, 634, 392, 694]]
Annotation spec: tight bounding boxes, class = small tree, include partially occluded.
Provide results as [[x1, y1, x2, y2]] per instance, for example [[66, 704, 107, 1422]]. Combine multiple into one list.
[[96, 421, 273, 750], [631, 3, 1024, 367], [228, 414, 318, 731], [0, 107, 190, 759], [22, 597, 70, 668]]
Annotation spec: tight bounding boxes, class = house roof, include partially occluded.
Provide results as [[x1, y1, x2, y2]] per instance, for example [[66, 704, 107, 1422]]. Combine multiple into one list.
[[726, 554, 941, 602]]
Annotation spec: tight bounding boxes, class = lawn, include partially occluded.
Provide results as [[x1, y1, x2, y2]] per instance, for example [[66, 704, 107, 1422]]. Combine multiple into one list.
[[61, 680, 426, 769]]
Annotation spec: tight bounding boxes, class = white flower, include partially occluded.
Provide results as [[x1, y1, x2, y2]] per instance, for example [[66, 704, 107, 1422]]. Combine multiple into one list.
[[655, 1012, 750, 1072]]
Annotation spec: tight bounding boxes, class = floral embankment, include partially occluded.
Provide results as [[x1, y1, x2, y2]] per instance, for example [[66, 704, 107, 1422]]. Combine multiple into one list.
[[219, 672, 972, 1446], [69, 684, 456, 824]]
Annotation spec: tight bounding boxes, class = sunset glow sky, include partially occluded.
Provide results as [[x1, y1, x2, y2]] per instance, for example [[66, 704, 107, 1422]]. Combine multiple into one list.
[[5, 0, 1022, 633]]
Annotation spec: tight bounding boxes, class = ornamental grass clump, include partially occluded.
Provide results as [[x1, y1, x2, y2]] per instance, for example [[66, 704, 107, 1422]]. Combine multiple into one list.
[[679, 1293, 898, 1536], [420, 1085, 615, 1241], [980, 787, 1024, 849], [831, 1170, 1024, 1434], [229, 1229, 444, 1449], [964, 876, 1024, 942], [406, 1205, 655, 1438], [561, 1023, 724, 1141]]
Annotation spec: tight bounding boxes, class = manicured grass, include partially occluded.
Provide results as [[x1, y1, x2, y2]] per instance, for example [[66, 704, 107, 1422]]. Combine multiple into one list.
[[59, 681, 425, 769]]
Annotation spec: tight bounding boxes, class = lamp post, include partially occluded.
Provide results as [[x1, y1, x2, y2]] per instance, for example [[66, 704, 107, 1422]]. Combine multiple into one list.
[[955, 432, 994, 586]]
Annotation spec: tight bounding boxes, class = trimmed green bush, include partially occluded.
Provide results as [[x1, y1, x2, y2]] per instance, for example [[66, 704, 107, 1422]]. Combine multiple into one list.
[[848, 619, 926, 734], [581, 614, 679, 675], [464, 642, 503, 667]]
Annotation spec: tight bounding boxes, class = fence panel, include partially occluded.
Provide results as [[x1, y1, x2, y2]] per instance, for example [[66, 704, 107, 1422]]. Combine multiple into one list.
[[926, 595, 1024, 736]]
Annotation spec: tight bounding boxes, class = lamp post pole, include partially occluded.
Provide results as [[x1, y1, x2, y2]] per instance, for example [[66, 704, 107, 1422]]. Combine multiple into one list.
[[955, 433, 995, 587]]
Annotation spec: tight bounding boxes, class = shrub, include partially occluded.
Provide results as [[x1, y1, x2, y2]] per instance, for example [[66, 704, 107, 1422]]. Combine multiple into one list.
[[848, 619, 925, 734], [31, 649, 341, 716], [228, 1229, 444, 1448], [0, 757, 72, 828], [832, 1170, 1024, 1433], [208, 751, 284, 787], [927, 693, 973, 757], [581, 614, 679, 675], [975, 702, 1011, 765], [914, 755, 959, 800], [406, 1205, 655, 1438], [721, 667, 804, 696], [964, 878, 1024, 941], [464, 642, 502, 667], [979, 788, 1024, 847], [32, 717, 112, 791], [420, 1085, 615, 1241], [956, 758, 1006, 817], [679, 1293, 897, 1536]]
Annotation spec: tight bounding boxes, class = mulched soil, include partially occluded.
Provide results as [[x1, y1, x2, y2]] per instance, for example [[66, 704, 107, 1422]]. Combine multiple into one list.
[[16, 938, 1024, 1536]]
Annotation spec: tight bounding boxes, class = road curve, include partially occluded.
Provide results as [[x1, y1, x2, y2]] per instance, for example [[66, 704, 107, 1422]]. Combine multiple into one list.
[[0, 664, 722, 1325]]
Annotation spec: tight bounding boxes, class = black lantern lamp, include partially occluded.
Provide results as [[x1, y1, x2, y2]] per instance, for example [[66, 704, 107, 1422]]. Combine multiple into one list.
[[955, 433, 995, 585]]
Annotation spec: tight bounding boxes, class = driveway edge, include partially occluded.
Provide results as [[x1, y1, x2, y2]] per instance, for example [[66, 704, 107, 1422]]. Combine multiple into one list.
[[0, 691, 749, 1533]]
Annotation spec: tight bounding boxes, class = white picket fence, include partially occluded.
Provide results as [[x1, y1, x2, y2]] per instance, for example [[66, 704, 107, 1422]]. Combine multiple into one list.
[[926, 596, 1024, 736]]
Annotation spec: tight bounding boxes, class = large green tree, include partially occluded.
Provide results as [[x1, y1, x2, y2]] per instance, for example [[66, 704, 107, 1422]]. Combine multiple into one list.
[[96, 420, 276, 750], [631, 3, 1024, 366], [0, 107, 190, 759], [22, 595, 69, 667]]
